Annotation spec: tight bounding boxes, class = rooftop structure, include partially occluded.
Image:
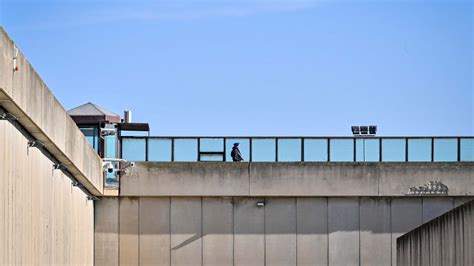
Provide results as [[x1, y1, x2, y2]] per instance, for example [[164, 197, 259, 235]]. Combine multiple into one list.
[[67, 102, 121, 124]]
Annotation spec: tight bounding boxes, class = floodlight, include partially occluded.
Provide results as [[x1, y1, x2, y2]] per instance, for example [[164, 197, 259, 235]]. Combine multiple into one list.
[[369, 125, 377, 135], [360, 126, 368, 134], [351, 126, 360, 135]]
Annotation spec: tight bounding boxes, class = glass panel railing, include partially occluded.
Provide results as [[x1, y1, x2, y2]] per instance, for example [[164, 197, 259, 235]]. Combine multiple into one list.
[[329, 139, 354, 162], [382, 138, 406, 162], [355, 138, 379, 162], [119, 136, 469, 163], [434, 138, 457, 162], [252, 138, 276, 162], [408, 138, 432, 162], [278, 138, 301, 162], [122, 138, 146, 161], [303, 139, 328, 162], [460, 138, 473, 161], [225, 138, 250, 161], [200, 154, 224, 161], [200, 138, 224, 152], [148, 138, 172, 161], [174, 138, 198, 162]]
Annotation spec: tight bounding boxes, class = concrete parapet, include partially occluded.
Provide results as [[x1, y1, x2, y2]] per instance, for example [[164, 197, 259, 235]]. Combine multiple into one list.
[[122, 162, 474, 197], [122, 162, 250, 196], [0, 27, 103, 195]]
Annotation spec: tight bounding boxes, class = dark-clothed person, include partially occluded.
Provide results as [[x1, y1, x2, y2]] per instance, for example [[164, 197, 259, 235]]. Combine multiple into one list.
[[231, 143, 244, 162]]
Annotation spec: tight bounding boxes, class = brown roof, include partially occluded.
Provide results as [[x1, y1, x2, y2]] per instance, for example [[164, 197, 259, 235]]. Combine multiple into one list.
[[67, 102, 121, 124]]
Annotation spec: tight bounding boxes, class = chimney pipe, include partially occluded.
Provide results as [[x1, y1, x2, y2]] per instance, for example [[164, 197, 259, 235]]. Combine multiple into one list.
[[124, 110, 132, 123]]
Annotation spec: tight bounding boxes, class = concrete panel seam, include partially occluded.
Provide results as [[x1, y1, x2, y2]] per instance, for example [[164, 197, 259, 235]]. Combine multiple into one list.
[[169, 197, 171, 266], [359, 197, 361, 266], [326, 197, 329, 266], [201, 197, 203, 266], [232, 197, 235, 266], [295, 197, 298, 266], [390, 197, 392, 266], [138, 198, 140, 266], [264, 197, 266, 266]]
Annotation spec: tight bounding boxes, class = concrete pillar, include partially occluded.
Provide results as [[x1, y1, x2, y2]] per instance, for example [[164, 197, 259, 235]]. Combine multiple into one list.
[[296, 197, 328, 266], [170, 197, 202, 266], [139, 197, 170, 266], [202, 197, 233, 266], [234, 197, 265, 266], [94, 198, 119, 266], [328, 198, 359, 266], [360, 197, 391, 266], [119, 197, 139, 266], [265, 198, 296, 266], [391, 197, 423, 265]]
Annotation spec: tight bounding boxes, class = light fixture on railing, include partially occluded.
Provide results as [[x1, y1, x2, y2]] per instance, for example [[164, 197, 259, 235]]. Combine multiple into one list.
[[352, 125, 377, 162]]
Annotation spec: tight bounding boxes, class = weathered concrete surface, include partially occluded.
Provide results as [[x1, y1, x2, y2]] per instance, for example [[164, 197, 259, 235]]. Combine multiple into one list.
[[250, 163, 378, 196], [170, 198, 202, 266], [0, 27, 103, 195], [296, 198, 328, 265], [422, 197, 454, 223], [391, 198, 423, 265], [328, 198, 360, 266], [95, 196, 474, 266], [139, 197, 171, 266], [234, 197, 265, 266], [94, 198, 119, 266], [1, 114, 94, 265], [377, 163, 474, 196], [397, 200, 474, 266], [265, 198, 297, 266], [0, 27, 13, 95], [119, 197, 139, 266], [202, 197, 233, 266], [122, 162, 250, 196], [360, 197, 391, 265], [122, 162, 474, 197]]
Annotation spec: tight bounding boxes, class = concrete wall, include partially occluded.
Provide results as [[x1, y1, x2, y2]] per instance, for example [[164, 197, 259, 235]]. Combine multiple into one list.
[[0, 27, 98, 264], [397, 200, 473, 266], [0, 27, 103, 195], [121, 162, 474, 197], [0, 119, 94, 265], [95, 196, 472, 266]]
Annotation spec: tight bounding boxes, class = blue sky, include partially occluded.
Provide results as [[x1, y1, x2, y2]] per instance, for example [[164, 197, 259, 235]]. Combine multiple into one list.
[[1, 0, 472, 136]]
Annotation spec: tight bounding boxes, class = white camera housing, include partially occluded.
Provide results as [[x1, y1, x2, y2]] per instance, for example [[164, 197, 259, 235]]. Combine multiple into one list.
[[102, 158, 135, 174], [103, 161, 115, 173]]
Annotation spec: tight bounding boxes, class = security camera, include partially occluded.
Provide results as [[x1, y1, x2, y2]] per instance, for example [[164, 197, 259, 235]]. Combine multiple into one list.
[[102, 159, 135, 175], [100, 128, 116, 137], [103, 161, 114, 173]]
